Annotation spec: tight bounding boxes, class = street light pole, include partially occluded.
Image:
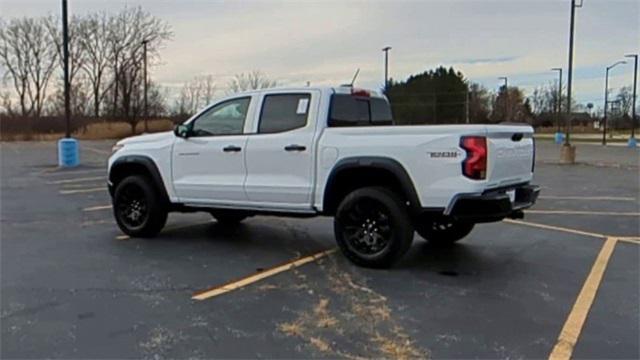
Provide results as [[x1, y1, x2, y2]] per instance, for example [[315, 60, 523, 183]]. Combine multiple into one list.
[[551, 68, 563, 141], [498, 77, 508, 121], [564, 0, 583, 147], [62, 0, 70, 138], [602, 61, 626, 145], [142, 39, 149, 133], [625, 54, 638, 147], [382, 46, 391, 93]]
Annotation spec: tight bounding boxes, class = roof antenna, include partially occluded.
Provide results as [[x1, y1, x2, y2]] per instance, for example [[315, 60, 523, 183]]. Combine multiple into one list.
[[349, 68, 360, 87]]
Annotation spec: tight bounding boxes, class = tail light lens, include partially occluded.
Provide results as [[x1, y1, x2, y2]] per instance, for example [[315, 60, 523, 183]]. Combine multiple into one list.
[[461, 136, 487, 180]]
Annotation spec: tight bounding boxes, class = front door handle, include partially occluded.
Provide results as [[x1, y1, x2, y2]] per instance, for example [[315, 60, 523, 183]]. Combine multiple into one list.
[[284, 144, 306, 152], [223, 145, 242, 152]]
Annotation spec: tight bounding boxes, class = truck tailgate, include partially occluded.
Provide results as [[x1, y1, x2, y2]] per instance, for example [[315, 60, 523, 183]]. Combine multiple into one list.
[[485, 125, 535, 188]]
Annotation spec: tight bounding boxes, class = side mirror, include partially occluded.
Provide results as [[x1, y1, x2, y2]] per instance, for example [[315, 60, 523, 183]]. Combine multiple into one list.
[[174, 124, 191, 138]]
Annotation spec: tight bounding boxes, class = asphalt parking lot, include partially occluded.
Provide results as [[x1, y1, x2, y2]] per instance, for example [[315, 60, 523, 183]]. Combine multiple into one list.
[[1, 140, 638, 359]]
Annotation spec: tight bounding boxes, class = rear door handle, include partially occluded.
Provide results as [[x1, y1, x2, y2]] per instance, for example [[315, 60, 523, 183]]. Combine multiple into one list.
[[284, 144, 306, 152], [223, 145, 242, 152]]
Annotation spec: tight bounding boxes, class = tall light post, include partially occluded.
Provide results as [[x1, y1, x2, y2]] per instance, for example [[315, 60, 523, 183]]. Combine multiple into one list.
[[382, 46, 391, 92], [498, 77, 508, 121], [625, 54, 638, 147], [141, 39, 149, 133], [563, 0, 583, 157], [551, 68, 563, 143], [602, 60, 626, 145], [62, 0, 70, 138], [56, 0, 79, 167]]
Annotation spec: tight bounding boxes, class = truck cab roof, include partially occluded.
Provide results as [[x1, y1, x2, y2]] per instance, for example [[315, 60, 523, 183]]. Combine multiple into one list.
[[226, 86, 385, 99]]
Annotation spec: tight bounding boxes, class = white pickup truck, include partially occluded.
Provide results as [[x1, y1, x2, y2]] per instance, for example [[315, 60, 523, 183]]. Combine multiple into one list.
[[108, 86, 539, 267]]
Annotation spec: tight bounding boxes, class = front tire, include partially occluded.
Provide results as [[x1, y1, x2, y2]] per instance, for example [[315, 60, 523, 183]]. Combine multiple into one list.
[[334, 187, 414, 268], [113, 175, 168, 238], [415, 216, 474, 246]]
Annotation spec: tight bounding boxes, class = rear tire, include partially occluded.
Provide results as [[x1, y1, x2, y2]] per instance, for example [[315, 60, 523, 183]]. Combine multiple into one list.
[[334, 187, 414, 268], [211, 211, 249, 225], [113, 175, 168, 238], [415, 216, 474, 246]]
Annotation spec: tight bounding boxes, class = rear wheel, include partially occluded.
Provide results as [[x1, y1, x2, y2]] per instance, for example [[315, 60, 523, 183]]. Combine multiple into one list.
[[113, 175, 167, 237], [334, 187, 414, 268], [415, 216, 474, 246]]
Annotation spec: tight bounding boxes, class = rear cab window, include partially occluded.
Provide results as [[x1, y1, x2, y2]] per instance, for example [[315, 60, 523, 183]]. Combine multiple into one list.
[[329, 94, 393, 127]]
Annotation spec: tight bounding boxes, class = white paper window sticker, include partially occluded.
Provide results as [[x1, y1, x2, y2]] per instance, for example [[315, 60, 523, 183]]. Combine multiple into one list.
[[296, 98, 309, 115]]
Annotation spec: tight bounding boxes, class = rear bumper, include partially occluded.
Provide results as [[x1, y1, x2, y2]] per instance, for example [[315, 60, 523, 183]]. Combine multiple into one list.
[[445, 184, 540, 223]]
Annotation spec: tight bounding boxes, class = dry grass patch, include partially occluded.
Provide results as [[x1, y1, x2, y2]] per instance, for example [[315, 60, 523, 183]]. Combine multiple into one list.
[[1, 119, 174, 141]]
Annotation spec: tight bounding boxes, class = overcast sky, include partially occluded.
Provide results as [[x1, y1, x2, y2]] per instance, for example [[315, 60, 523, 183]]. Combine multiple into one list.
[[2, 0, 638, 107]]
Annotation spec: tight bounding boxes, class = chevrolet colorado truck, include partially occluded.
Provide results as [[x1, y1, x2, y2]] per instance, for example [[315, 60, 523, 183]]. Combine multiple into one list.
[[108, 86, 539, 268]]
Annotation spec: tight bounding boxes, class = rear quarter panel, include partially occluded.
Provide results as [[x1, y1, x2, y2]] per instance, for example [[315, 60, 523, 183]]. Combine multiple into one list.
[[315, 125, 505, 210]]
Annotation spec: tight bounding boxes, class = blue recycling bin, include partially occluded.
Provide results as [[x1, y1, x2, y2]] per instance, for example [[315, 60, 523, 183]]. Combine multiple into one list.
[[628, 137, 637, 148], [58, 138, 80, 167], [554, 132, 564, 144]]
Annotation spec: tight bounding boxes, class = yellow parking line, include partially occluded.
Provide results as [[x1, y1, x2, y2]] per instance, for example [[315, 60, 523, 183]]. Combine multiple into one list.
[[539, 195, 637, 201], [84, 146, 110, 155], [43, 168, 104, 176], [83, 205, 112, 212], [525, 210, 640, 217], [617, 237, 640, 245], [48, 176, 104, 184], [503, 219, 607, 239], [192, 248, 337, 301], [60, 188, 106, 195], [548, 237, 618, 360]]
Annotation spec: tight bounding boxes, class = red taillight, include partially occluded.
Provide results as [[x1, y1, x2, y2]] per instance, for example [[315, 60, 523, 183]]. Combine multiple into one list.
[[461, 136, 487, 180]]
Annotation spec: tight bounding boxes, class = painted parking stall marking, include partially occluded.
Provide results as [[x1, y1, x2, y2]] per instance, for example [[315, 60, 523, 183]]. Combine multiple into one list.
[[548, 237, 618, 360], [60, 187, 106, 195], [192, 248, 337, 301], [83, 205, 112, 212], [525, 209, 640, 217], [48, 176, 104, 184], [538, 195, 637, 201]]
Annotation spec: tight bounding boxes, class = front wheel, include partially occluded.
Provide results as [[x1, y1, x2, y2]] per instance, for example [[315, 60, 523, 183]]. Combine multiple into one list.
[[334, 187, 414, 268], [113, 175, 168, 238], [415, 217, 474, 246]]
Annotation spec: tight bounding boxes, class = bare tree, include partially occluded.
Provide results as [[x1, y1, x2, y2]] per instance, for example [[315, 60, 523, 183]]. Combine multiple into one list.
[[46, 14, 91, 117], [77, 12, 112, 118], [616, 86, 633, 117], [173, 74, 218, 116], [0, 87, 15, 115], [227, 70, 277, 94], [0, 17, 58, 117], [530, 81, 567, 115], [200, 75, 216, 106], [106, 6, 172, 133]]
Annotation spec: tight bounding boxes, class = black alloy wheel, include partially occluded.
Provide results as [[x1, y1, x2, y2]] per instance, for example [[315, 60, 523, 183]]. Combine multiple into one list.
[[334, 187, 414, 268]]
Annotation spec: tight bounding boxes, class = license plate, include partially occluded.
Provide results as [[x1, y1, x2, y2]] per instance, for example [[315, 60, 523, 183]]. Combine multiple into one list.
[[507, 189, 516, 203]]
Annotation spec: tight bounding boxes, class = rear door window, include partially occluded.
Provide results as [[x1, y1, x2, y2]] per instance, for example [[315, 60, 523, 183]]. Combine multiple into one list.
[[258, 94, 311, 134]]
